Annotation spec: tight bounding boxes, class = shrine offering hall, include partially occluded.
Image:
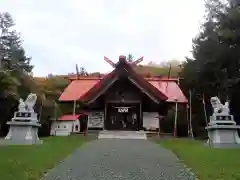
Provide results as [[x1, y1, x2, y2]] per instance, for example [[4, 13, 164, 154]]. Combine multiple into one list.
[[59, 55, 187, 131]]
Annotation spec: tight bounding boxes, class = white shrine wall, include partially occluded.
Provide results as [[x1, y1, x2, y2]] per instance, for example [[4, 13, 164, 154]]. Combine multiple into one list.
[[143, 112, 159, 130], [50, 120, 80, 136], [86, 111, 159, 130]]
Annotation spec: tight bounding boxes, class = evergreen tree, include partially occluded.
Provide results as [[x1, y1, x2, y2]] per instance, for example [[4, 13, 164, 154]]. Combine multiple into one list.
[[181, 0, 240, 99], [127, 54, 134, 62], [180, 0, 240, 134], [0, 12, 36, 135], [0, 12, 34, 98]]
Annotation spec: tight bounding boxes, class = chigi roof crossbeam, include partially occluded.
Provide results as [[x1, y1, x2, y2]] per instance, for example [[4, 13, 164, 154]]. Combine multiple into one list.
[[104, 55, 144, 68]]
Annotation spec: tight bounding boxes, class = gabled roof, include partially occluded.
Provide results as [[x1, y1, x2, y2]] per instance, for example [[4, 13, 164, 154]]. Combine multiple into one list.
[[79, 56, 168, 104], [59, 78, 187, 103], [59, 56, 188, 103]]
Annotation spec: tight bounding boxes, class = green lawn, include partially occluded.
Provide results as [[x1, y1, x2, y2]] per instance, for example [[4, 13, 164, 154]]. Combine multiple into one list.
[[159, 138, 240, 180], [0, 135, 93, 180]]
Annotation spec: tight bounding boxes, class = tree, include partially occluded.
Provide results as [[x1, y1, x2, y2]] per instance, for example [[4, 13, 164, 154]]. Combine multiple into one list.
[[0, 12, 36, 136], [180, 0, 240, 136], [190, 0, 240, 97], [127, 54, 134, 62], [0, 12, 34, 98], [181, 0, 239, 97]]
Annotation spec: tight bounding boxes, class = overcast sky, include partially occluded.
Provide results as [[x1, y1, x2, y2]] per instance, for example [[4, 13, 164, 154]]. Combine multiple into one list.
[[1, 0, 205, 77]]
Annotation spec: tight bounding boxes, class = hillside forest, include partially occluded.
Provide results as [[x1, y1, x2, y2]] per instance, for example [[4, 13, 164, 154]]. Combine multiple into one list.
[[1, 0, 240, 137]]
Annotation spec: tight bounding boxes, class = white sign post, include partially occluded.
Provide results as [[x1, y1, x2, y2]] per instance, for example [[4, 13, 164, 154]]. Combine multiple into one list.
[[87, 112, 104, 128]]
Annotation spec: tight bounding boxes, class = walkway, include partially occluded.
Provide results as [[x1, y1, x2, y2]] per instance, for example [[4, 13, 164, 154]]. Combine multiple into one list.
[[43, 139, 196, 180], [98, 130, 147, 139]]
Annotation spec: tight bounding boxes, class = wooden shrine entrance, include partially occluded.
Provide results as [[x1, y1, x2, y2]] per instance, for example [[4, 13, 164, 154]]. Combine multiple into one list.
[[59, 55, 188, 135], [79, 56, 170, 131], [105, 103, 141, 130]]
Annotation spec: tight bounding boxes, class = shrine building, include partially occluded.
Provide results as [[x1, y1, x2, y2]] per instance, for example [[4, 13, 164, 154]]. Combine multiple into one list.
[[58, 55, 187, 132]]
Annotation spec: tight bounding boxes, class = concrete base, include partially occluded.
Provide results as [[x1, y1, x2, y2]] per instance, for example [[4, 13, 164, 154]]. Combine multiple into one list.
[[4, 121, 42, 145], [205, 124, 240, 149], [204, 142, 240, 149], [0, 139, 43, 146], [98, 131, 147, 140]]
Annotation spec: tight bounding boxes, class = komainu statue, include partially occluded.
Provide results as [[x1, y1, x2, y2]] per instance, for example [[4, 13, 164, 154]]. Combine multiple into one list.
[[18, 98, 26, 112], [18, 93, 37, 112], [210, 96, 230, 115]]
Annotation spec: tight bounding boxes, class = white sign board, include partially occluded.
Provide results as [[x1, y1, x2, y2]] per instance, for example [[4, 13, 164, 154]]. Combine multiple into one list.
[[87, 112, 104, 128], [143, 112, 159, 130]]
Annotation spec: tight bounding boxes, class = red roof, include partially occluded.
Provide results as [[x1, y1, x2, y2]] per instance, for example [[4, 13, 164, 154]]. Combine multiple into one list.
[[59, 78, 187, 103], [58, 114, 82, 121], [59, 56, 187, 103], [59, 79, 100, 101], [148, 80, 187, 103], [67, 75, 180, 82]]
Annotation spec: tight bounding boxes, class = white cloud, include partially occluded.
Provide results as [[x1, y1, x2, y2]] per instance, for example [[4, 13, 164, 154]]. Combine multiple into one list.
[[0, 0, 205, 76]]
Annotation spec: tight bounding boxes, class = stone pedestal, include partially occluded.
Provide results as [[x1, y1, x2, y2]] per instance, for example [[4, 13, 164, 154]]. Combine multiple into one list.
[[205, 114, 240, 148], [2, 111, 42, 145], [0, 93, 43, 145]]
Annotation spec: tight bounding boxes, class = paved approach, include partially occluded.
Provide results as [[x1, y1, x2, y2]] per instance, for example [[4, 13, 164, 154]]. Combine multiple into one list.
[[98, 130, 147, 140], [43, 139, 196, 180]]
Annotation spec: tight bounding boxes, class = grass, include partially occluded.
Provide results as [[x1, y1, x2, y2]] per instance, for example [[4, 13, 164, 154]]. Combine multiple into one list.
[[0, 135, 93, 180], [159, 138, 240, 180]]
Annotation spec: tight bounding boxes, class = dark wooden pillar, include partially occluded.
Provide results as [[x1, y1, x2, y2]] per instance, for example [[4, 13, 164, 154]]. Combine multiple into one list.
[[139, 103, 143, 130], [104, 102, 107, 130]]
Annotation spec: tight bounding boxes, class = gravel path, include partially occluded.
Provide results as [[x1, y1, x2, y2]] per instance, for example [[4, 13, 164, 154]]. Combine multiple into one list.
[[43, 139, 196, 180]]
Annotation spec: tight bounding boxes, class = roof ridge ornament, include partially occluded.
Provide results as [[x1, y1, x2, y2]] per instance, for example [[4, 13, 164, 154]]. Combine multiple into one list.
[[132, 56, 144, 65], [103, 55, 144, 67], [104, 56, 116, 67]]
